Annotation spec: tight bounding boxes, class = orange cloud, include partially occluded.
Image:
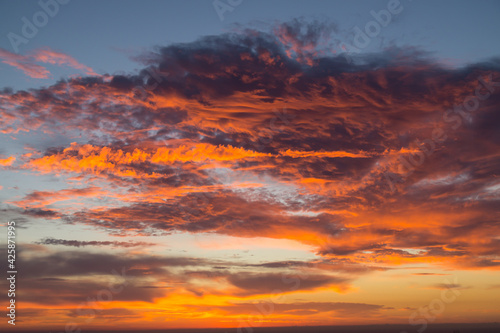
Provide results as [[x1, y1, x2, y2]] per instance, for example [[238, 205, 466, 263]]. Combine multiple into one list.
[[26, 143, 269, 178], [279, 149, 372, 159], [0, 155, 16, 166]]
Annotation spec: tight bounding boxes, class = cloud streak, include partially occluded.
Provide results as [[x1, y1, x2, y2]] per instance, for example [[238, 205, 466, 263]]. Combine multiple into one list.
[[0, 47, 97, 78]]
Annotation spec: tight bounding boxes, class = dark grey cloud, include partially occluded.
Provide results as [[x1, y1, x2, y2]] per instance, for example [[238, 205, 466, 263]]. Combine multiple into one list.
[[227, 272, 349, 296], [35, 237, 156, 248]]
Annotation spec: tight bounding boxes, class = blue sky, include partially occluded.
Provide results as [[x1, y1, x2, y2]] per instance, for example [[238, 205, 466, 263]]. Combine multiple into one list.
[[1, 0, 500, 91]]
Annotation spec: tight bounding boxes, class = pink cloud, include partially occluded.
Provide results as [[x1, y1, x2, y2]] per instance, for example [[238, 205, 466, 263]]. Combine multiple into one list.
[[0, 47, 98, 79], [31, 48, 99, 76], [0, 48, 50, 78]]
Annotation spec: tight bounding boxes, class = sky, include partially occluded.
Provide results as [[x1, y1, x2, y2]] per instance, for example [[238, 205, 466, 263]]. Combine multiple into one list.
[[0, 0, 500, 331]]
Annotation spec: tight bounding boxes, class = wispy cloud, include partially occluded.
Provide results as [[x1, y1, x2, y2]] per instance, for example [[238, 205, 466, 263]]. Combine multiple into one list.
[[35, 238, 156, 248], [0, 47, 98, 78], [0, 48, 49, 78]]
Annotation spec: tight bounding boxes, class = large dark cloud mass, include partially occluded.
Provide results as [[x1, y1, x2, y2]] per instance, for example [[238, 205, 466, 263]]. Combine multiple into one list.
[[1, 19, 500, 276]]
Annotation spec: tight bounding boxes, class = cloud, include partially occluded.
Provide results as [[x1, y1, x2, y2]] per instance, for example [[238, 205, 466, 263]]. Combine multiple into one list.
[[0, 155, 15, 166], [12, 186, 105, 208], [4, 247, 362, 309], [195, 301, 384, 317], [23, 208, 60, 219], [35, 237, 156, 248], [428, 283, 469, 290], [16, 250, 212, 278], [13, 277, 161, 305], [0, 19, 499, 277], [227, 272, 350, 296], [1, 18, 500, 328], [25, 143, 270, 178], [0, 48, 50, 78], [274, 17, 339, 65], [0, 47, 97, 79]]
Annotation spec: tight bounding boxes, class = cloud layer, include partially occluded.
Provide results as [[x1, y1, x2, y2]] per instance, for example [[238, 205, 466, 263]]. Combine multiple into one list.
[[1, 19, 500, 328]]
